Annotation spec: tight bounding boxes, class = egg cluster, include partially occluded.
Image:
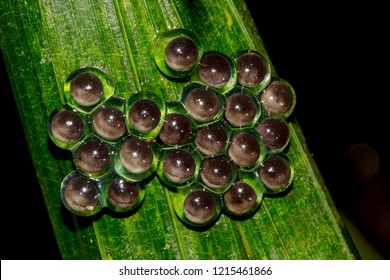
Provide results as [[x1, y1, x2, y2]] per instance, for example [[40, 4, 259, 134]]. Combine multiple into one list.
[[48, 28, 296, 227]]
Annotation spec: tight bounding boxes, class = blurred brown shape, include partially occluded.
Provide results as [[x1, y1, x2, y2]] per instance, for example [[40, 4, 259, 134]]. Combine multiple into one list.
[[345, 143, 390, 258]]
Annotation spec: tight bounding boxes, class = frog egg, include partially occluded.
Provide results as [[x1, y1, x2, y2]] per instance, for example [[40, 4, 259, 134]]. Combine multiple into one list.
[[235, 49, 271, 93], [70, 72, 103, 106], [106, 177, 145, 212], [192, 51, 237, 94], [258, 153, 293, 193], [222, 172, 264, 216], [48, 108, 87, 150], [91, 96, 127, 142], [158, 102, 194, 147], [73, 136, 111, 178], [255, 116, 290, 152], [63, 66, 115, 114], [114, 135, 160, 182], [180, 83, 224, 125], [154, 28, 202, 79], [260, 78, 296, 118], [227, 128, 266, 171], [194, 122, 229, 156], [165, 37, 198, 72], [159, 113, 193, 146], [61, 171, 102, 216], [199, 154, 237, 194], [224, 88, 261, 128], [172, 185, 222, 227], [157, 145, 201, 188], [125, 92, 166, 139]]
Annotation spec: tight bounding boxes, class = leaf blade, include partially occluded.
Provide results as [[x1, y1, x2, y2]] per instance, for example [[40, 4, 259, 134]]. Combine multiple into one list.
[[0, 0, 359, 260]]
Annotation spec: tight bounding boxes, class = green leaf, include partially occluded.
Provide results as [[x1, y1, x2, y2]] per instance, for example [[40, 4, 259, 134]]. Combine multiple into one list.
[[0, 0, 359, 259]]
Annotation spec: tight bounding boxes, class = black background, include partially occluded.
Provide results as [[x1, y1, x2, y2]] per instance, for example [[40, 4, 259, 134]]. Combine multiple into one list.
[[2, 1, 389, 259]]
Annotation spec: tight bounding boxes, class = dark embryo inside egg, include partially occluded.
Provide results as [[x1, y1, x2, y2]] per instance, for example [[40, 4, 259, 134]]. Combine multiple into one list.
[[184, 87, 220, 122], [198, 52, 231, 88], [183, 189, 217, 224], [261, 80, 294, 115], [70, 72, 104, 107], [93, 106, 126, 141], [195, 122, 228, 155], [200, 155, 233, 189], [129, 99, 161, 132], [108, 178, 140, 209], [228, 132, 260, 167], [119, 137, 154, 174], [236, 52, 268, 87], [259, 156, 291, 190], [163, 149, 196, 184], [223, 181, 257, 215], [63, 176, 98, 212], [256, 117, 290, 151], [159, 113, 192, 146], [75, 139, 110, 174], [164, 36, 198, 72], [51, 110, 84, 143], [225, 92, 257, 127]]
